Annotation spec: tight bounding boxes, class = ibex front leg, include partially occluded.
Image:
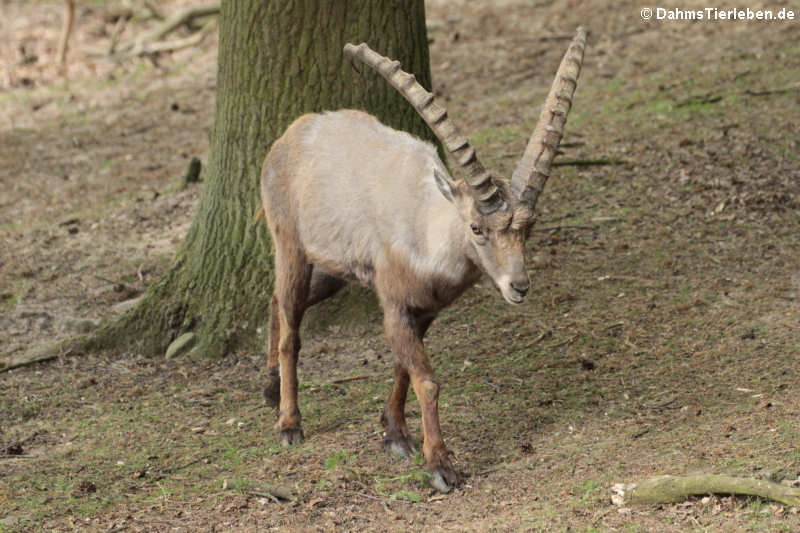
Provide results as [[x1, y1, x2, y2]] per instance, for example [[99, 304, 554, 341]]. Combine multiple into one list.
[[382, 315, 434, 459], [383, 307, 456, 493]]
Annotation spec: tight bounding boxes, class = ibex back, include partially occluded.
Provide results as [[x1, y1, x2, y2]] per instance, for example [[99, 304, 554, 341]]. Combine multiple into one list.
[[260, 28, 586, 493]]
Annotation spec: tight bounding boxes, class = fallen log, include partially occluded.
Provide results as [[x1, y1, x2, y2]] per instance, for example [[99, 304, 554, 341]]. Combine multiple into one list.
[[611, 474, 800, 507]]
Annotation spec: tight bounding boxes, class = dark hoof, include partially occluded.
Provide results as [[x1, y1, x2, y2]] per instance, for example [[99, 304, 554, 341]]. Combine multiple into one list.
[[383, 435, 416, 460], [426, 464, 457, 494], [263, 378, 280, 409], [279, 428, 304, 446]]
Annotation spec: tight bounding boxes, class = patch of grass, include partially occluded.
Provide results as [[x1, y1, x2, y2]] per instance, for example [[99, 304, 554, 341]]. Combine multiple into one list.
[[324, 449, 354, 470], [374, 469, 431, 503]]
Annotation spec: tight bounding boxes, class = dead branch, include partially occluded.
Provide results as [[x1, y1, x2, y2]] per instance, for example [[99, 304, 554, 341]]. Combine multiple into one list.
[[744, 84, 800, 96], [117, 3, 220, 56], [117, 17, 217, 59], [533, 217, 624, 233], [245, 486, 294, 502], [532, 223, 597, 233], [675, 94, 722, 107], [142, 0, 165, 21], [56, 0, 76, 67], [611, 474, 800, 507], [107, 15, 128, 56], [223, 482, 294, 502]]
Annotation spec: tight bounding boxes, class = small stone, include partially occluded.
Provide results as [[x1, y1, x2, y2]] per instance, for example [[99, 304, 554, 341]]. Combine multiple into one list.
[[113, 296, 142, 314], [165, 333, 196, 360]]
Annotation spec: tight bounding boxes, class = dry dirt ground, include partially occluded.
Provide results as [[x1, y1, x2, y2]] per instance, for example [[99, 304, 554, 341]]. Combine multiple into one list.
[[2, 0, 800, 531]]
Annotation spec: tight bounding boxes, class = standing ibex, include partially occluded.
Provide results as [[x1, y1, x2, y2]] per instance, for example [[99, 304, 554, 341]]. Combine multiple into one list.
[[260, 28, 586, 493]]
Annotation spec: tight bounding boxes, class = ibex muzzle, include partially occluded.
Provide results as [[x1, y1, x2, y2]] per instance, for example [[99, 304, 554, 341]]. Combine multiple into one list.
[[260, 28, 586, 493]]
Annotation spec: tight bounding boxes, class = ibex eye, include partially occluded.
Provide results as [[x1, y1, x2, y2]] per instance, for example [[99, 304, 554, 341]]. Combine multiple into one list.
[[471, 224, 483, 236]]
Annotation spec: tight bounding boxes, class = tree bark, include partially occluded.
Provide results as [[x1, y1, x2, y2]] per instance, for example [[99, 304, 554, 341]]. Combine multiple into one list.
[[87, 0, 436, 359]]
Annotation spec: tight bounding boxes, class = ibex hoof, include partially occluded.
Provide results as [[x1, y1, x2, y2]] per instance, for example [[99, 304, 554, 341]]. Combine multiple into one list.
[[383, 436, 416, 460], [428, 467, 456, 494], [279, 428, 304, 446]]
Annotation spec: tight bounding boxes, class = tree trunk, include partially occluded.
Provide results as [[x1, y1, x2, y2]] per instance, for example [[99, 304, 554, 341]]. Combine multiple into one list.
[[97, 0, 436, 358]]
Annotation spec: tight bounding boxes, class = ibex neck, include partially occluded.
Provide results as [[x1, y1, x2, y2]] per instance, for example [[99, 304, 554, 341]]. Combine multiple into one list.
[[422, 206, 482, 294]]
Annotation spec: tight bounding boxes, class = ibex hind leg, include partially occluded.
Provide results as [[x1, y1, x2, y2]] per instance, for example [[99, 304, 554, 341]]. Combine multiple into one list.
[[264, 269, 345, 409], [263, 293, 282, 409], [272, 244, 312, 446]]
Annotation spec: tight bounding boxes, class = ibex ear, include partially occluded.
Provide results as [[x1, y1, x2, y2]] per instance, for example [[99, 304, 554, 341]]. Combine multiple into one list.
[[433, 168, 459, 203]]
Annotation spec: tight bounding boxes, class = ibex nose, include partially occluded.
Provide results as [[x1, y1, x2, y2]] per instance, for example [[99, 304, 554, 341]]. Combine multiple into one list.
[[510, 279, 530, 297]]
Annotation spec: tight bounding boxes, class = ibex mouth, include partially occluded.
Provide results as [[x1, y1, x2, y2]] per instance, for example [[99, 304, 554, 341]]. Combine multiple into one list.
[[504, 290, 525, 305], [486, 274, 527, 305]]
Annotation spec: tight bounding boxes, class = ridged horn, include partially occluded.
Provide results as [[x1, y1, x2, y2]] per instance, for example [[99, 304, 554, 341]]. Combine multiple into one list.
[[344, 42, 506, 214], [510, 27, 586, 211]]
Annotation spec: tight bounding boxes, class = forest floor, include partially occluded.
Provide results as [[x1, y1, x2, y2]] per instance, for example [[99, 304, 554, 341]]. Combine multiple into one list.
[[2, 0, 799, 531]]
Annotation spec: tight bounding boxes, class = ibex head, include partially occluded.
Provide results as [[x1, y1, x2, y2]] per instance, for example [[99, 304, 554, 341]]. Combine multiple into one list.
[[344, 28, 586, 305]]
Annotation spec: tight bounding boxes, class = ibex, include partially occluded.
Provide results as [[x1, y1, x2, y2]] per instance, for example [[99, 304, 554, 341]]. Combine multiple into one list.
[[260, 28, 586, 493]]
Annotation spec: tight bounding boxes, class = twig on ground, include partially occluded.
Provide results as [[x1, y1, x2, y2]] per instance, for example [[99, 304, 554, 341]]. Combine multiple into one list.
[[528, 329, 552, 345], [612, 474, 800, 507], [675, 94, 722, 107], [354, 491, 384, 502], [545, 336, 576, 350], [744, 84, 800, 96], [92, 274, 127, 289], [244, 485, 295, 502], [538, 34, 577, 41], [552, 158, 629, 167], [331, 375, 370, 384], [532, 224, 597, 232], [532, 216, 624, 233]]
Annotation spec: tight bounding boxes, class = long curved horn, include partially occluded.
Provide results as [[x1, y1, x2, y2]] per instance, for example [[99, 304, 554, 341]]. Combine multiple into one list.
[[344, 42, 505, 214], [510, 27, 587, 210]]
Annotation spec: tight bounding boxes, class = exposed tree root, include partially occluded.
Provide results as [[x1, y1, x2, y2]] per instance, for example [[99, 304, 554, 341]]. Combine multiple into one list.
[[611, 474, 800, 507], [1, 334, 92, 373]]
